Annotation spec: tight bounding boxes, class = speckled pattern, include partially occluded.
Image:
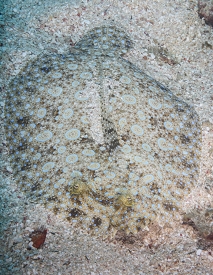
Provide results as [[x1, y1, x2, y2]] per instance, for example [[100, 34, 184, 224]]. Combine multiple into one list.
[[4, 25, 202, 236]]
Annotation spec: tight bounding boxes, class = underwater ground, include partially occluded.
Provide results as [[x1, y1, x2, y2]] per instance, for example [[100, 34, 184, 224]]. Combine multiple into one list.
[[0, 0, 213, 274]]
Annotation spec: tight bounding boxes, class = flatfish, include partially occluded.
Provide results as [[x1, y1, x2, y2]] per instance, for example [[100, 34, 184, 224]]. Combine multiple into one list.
[[4, 25, 201, 235]]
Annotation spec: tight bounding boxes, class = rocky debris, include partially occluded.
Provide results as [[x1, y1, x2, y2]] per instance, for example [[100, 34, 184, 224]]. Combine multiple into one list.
[[198, 0, 213, 27], [29, 227, 47, 249], [183, 207, 213, 244]]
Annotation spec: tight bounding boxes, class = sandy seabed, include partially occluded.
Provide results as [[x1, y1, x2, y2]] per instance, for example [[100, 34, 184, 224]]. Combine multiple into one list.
[[0, 0, 213, 274]]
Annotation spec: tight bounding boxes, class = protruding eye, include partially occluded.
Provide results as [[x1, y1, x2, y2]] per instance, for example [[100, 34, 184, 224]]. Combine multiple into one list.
[[69, 180, 89, 196], [115, 191, 135, 208]]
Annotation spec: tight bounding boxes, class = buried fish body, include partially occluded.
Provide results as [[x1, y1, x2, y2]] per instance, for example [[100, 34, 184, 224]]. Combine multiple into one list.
[[4, 25, 201, 235]]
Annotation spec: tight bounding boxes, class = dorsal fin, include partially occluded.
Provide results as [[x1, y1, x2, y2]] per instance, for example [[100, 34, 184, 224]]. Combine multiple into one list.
[[101, 115, 120, 153], [97, 57, 120, 154], [75, 24, 130, 153]]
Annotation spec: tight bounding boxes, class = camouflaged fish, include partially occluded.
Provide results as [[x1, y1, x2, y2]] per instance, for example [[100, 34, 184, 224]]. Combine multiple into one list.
[[4, 25, 201, 236]]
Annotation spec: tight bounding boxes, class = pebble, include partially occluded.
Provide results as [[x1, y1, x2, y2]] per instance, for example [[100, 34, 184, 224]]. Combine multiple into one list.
[[196, 249, 202, 256], [13, 236, 23, 243]]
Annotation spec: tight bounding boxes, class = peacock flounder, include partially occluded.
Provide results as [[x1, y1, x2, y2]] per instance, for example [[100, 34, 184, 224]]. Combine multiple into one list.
[[4, 25, 201, 236]]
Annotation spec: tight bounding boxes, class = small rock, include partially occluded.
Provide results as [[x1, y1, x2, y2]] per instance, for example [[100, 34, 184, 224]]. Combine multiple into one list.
[[209, 117, 213, 124], [29, 227, 47, 249], [205, 232, 213, 241], [6, 166, 13, 173], [6, 257, 12, 262], [25, 227, 34, 232], [32, 255, 43, 260], [13, 236, 23, 244], [196, 249, 202, 256]]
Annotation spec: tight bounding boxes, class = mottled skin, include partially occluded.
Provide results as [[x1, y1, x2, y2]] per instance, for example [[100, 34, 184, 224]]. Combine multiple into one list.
[[4, 25, 201, 236]]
